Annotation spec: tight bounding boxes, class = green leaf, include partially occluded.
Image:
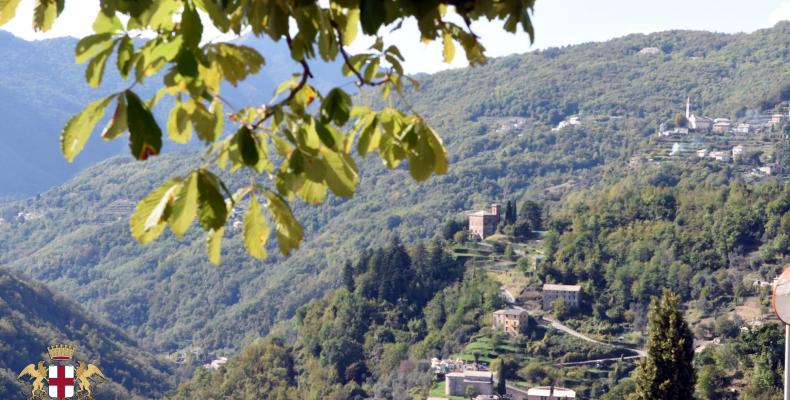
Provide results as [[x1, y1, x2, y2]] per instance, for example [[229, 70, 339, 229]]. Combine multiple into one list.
[[321, 149, 358, 197], [359, 0, 385, 35], [125, 90, 162, 160], [343, 8, 360, 45], [206, 43, 264, 86], [407, 126, 436, 181], [363, 58, 380, 82], [75, 33, 115, 64], [264, 192, 303, 256], [0, 0, 22, 26], [357, 115, 380, 157], [193, 0, 229, 32], [296, 178, 327, 204], [168, 172, 198, 237], [167, 102, 192, 144], [144, 183, 179, 231], [235, 127, 259, 167], [313, 119, 343, 152], [130, 179, 180, 245], [116, 35, 134, 78], [243, 193, 271, 259], [33, 0, 61, 32], [206, 227, 224, 265], [85, 40, 117, 87], [424, 125, 448, 175], [192, 101, 223, 142], [101, 95, 127, 140], [61, 95, 114, 162], [181, 2, 202, 50], [320, 88, 351, 126], [92, 10, 122, 33], [176, 49, 199, 77], [197, 170, 228, 230], [266, 0, 289, 40], [442, 32, 455, 63]]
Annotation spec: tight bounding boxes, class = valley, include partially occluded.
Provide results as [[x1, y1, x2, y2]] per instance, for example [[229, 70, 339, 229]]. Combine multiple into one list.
[[0, 18, 789, 400]]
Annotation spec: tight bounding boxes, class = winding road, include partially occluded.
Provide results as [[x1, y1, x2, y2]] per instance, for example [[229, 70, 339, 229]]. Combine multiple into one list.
[[500, 288, 647, 358]]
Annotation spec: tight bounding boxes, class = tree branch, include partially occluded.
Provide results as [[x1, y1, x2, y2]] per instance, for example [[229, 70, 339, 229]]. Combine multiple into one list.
[[251, 33, 313, 130], [330, 20, 390, 87]]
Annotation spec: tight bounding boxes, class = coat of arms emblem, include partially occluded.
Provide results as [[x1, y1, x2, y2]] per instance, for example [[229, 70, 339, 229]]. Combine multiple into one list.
[[16, 344, 106, 400]]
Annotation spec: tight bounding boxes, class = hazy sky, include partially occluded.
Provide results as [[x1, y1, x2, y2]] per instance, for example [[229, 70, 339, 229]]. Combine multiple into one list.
[[3, 0, 790, 73]]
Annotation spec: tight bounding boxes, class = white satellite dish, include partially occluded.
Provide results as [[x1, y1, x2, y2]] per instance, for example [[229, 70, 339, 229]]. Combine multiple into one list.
[[773, 265, 790, 324]]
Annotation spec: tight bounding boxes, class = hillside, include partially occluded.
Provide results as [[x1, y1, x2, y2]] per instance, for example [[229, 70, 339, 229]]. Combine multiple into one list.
[[0, 22, 789, 363], [165, 161, 790, 399], [0, 267, 172, 399]]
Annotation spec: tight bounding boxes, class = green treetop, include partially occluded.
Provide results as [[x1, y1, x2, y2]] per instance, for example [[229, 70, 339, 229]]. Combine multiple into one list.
[[631, 290, 695, 400]]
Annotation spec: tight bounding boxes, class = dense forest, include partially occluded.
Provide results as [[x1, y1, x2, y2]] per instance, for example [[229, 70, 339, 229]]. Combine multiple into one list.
[[166, 239, 503, 399], [0, 268, 172, 399], [542, 162, 790, 324], [0, 22, 789, 398], [165, 162, 790, 399]]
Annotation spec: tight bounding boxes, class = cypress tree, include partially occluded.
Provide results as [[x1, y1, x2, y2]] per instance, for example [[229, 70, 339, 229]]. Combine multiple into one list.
[[631, 291, 695, 400], [496, 357, 507, 395], [342, 261, 355, 292]]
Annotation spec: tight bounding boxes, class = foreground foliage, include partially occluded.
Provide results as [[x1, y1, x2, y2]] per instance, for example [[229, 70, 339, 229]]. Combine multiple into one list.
[[0, 0, 537, 263]]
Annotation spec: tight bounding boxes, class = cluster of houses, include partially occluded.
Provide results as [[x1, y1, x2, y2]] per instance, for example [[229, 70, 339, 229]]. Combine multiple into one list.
[[491, 284, 582, 336], [434, 360, 576, 399], [659, 97, 788, 136]]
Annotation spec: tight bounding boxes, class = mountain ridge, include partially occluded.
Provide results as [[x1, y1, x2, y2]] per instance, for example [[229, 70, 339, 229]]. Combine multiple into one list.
[[0, 22, 788, 358]]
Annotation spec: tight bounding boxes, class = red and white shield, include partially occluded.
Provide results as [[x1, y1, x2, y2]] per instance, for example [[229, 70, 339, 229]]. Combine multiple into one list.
[[48, 365, 75, 399]]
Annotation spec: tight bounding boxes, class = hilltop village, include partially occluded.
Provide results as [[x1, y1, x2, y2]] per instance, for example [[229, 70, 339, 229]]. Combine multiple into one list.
[[651, 98, 788, 175], [549, 97, 788, 179]]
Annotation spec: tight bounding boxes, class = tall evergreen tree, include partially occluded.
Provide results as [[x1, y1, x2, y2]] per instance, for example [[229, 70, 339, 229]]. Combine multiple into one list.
[[505, 200, 517, 225], [342, 261, 355, 292], [496, 357, 507, 395], [630, 291, 695, 400]]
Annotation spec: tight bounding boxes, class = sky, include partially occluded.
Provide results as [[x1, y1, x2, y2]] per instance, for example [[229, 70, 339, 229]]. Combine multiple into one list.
[[3, 0, 790, 73]]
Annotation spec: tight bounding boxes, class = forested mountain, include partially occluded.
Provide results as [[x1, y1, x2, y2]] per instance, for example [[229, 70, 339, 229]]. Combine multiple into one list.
[[0, 31, 126, 197], [0, 268, 172, 399], [0, 22, 789, 372], [163, 162, 790, 399]]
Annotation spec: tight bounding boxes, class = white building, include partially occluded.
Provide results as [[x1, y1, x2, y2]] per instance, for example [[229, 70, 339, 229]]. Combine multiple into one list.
[[542, 284, 581, 310], [712, 119, 732, 134], [759, 164, 779, 175], [732, 145, 745, 159], [689, 115, 713, 132], [709, 151, 731, 162], [446, 370, 493, 397], [203, 357, 228, 370], [526, 386, 576, 399], [734, 123, 752, 134]]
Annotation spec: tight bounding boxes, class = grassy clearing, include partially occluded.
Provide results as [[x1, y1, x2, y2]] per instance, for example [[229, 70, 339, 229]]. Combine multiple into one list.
[[428, 381, 464, 399]]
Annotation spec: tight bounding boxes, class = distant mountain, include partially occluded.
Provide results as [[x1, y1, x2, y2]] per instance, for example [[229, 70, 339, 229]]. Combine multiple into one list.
[[0, 31, 126, 198], [0, 22, 788, 360], [0, 267, 172, 399], [0, 31, 346, 198]]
